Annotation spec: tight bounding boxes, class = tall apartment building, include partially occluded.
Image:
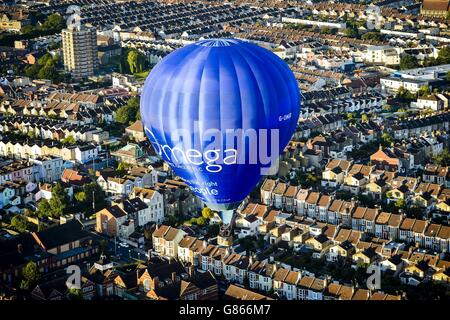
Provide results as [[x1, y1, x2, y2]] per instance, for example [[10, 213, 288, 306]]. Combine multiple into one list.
[[62, 24, 98, 79]]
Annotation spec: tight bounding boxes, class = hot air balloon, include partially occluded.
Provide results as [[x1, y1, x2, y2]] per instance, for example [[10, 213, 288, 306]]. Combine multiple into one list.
[[140, 38, 300, 228]]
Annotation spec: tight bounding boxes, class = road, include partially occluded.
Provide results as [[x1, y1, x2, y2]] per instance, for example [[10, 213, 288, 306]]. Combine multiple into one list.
[[89, 230, 148, 264]]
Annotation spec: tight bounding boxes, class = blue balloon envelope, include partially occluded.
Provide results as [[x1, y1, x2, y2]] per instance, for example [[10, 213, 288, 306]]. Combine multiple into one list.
[[140, 38, 300, 224]]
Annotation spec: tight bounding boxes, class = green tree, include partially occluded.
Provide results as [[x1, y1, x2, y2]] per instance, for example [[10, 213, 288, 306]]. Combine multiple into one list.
[[68, 288, 83, 300], [321, 27, 332, 34], [202, 207, 215, 219], [40, 13, 65, 32], [24, 53, 61, 82], [11, 215, 31, 233], [382, 104, 392, 112], [418, 85, 431, 97], [74, 182, 106, 214], [381, 132, 394, 147], [395, 198, 406, 211], [115, 105, 135, 124], [84, 182, 106, 213], [127, 49, 145, 74], [400, 54, 419, 70], [61, 135, 76, 145], [434, 149, 450, 166], [36, 199, 52, 218], [396, 86, 415, 102], [344, 27, 359, 38], [437, 46, 450, 65], [20, 261, 41, 290], [361, 113, 369, 123], [115, 97, 140, 125], [196, 216, 207, 226], [49, 182, 69, 218], [362, 31, 382, 41], [116, 162, 129, 176], [75, 191, 87, 203]]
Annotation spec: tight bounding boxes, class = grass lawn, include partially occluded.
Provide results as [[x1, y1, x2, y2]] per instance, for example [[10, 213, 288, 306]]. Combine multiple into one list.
[[134, 70, 151, 81]]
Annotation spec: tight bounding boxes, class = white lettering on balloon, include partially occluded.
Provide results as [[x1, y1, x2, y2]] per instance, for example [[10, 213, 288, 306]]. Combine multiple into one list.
[[144, 125, 280, 175]]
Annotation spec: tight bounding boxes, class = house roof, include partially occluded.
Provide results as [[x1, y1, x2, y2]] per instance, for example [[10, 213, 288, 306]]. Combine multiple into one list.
[[126, 120, 143, 133], [305, 191, 320, 204], [224, 284, 273, 300], [352, 288, 370, 300], [400, 218, 415, 231], [376, 212, 391, 224], [422, 0, 450, 11], [261, 179, 276, 192], [145, 258, 185, 280], [32, 220, 89, 250], [99, 205, 127, 219]]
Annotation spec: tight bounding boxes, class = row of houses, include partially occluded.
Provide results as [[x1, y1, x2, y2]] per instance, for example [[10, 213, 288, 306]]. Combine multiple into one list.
[[0, 116, 109, 144], [259, 178, 450, 251], [389, 111, 450, 139], [0, 139, 100, 164], [151, 225, 414, 300]]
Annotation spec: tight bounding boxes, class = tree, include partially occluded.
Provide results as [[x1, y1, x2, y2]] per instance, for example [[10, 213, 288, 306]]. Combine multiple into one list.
[[75, 182, 106, 214], [40, 13, 65, 32], [344, 27, 359, 38], [68, 288, 83, 300], [48, 182, 69, 218], [116, 162, 129, 176], [362, 31, 382, 41], [36, 199, 52, 218], [434, 149, 450, 166], [382, 104, 392, 112], [321, 27, 332, 34], [127, 49, 145, 74], [115, 104, 136, 124], [396, 86, 415, 102], [24, 52, 61, 82], [75, 191, 87, 203], [418, 85, 431, 97], [11, 215, 31, 233], [61, 135, 76, 145], [400, 54, 419, 70], [381, 132, 394, 147], [202, 207, 214, 219], [20, 261, 41, 290], [361, 113, 369, 123], [395, 198, 406, 211], [115, 97, 140, 125], [196, 216, 207, 226], [437, 46, 450, 65], [84, 182, 106, 213]]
